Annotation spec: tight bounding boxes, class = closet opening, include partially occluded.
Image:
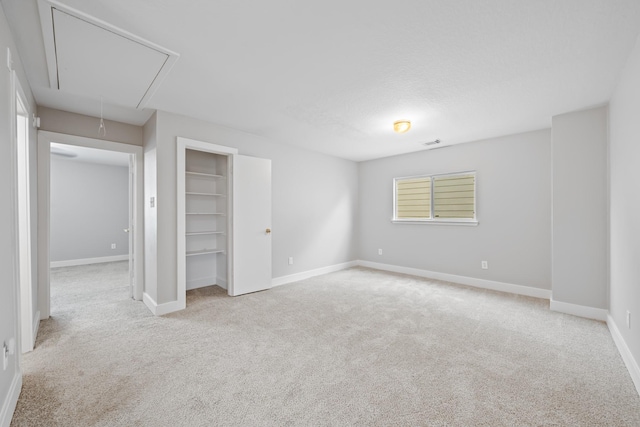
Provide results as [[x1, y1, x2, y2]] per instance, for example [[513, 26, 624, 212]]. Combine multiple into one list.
[[177, 137, 272, 310]]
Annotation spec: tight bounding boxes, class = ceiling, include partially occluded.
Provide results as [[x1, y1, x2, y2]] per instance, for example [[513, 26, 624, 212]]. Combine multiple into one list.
[[3, 0, 640, 162], [50, 143, 130, 167]]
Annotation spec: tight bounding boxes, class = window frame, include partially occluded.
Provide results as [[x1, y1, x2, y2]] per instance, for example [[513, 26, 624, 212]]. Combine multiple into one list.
[[392, 170, 478, 226]]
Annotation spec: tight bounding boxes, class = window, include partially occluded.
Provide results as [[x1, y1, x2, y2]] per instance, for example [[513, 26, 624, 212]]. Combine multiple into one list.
[[393, 171, 476, 224]]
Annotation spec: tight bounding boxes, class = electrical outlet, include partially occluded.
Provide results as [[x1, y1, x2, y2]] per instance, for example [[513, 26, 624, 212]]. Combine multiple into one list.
[[627, 310, 631, 329], [150, 197, 155, 208], [378, 249, 383, 255], [288, 257, 294, 265], [481, 261, 488, 269], [111, 243, 116, 249]]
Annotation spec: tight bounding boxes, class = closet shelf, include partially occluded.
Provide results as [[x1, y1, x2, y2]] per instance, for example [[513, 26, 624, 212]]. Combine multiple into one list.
[[186, 249, 226, 257], [186, 231, 225, 236], [186, 192, 226, 197], [186, 171, 226, 179], [185, 212, 225, 215]]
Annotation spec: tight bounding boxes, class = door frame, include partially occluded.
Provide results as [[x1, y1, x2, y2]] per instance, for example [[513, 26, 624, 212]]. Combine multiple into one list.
[[176, 137, 237, 309], [37, 131, 144, 319], [12, 75, 35, 353]]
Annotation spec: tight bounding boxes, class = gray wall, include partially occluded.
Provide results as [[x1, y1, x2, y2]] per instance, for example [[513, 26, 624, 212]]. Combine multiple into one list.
[[39, 107, 143, 147], [0, 3, 38, 419], [551, 106, 608, 309], [610, 36, 640, 376], [145, 110, 359, 304], [50, 157, 129, 262], [358, 129, 552, 290]]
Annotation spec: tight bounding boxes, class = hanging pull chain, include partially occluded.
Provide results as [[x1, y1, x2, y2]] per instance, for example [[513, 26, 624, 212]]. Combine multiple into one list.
[[98, 96, 107, 137]]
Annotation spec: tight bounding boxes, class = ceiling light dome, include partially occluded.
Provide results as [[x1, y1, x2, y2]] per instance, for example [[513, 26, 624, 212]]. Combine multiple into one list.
[[393, 120, 411, 133]]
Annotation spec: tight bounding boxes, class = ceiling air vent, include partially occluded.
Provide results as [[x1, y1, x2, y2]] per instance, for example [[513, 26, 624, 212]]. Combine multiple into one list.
[[423, 139, 441, 146]]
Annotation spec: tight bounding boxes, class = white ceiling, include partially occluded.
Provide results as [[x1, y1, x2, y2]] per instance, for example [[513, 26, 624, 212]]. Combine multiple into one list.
[[50, 143, 130, 167], [3, 0, 640, 161]]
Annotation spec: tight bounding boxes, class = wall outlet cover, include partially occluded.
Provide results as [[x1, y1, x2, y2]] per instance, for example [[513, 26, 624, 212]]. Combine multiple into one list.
[[481, 261, 488, 269], [378, 249, 383, 255]]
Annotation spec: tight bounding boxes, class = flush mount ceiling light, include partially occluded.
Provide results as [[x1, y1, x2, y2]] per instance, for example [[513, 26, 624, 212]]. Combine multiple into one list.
[[393, 120, 411, 134]]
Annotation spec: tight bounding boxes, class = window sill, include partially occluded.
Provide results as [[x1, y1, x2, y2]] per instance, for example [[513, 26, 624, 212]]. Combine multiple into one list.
[[391, 219, 479, 226]]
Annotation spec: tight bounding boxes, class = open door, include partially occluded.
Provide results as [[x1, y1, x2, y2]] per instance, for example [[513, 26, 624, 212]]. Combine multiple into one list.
[[230, 155, 272, 296]]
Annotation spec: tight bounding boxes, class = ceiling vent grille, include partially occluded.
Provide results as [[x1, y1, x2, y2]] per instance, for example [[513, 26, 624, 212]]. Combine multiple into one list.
[[422, 139, 441, 146]]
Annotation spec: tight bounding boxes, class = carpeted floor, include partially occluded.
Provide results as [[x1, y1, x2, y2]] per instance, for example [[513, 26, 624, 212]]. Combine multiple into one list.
[[10, 262, 640, 426]]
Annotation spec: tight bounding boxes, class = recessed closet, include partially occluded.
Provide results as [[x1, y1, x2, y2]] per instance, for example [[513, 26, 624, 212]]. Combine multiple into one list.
[[177, 137, 272, 307]]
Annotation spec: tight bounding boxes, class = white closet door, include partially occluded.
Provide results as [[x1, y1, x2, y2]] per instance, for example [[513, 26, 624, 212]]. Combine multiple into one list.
[[230, 155, 272, 296]]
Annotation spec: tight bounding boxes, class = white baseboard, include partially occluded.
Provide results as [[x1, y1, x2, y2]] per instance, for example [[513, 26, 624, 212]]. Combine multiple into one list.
[[186, 276, 215, 291], [549, 298, 608, 321], [271, 261, 359, 287], [0, 372, 22, 427], [143, 292, 184, 316], [32, 310, 40, 348], [216, 276, 228, 290], [50, 254, 128, 268], [358, 260, 552, 300], [607, 315, 640, 396]]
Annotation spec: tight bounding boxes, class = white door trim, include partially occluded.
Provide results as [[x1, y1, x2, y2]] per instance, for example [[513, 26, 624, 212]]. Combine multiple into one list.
[[37, 131, 144, 319], [13, 74, 35, 353]]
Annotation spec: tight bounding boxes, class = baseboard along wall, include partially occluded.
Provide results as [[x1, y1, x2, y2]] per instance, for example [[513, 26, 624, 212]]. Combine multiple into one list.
[[271, 261, 359, 287], [50, 254, 128, 268], [143, 292, 185, 316], [357, 260, 552, 300], [607, 315, 640, 397], [0, 373, 21, 427], [550, 298, 608, 322]]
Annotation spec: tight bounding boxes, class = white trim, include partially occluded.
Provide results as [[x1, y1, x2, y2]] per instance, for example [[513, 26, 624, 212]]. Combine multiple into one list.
[[357, 260, 552, 299], [0, 372, 22, 427], [186, 276, 215, 291], [549, 298, 608, 321], [50, 254, 129, 268], [32, 310, 40, 348], [216, 276, 228, 290], [272, 261, 359, 287], [143, 292, 185, 316], [607, 315, 640, 396], [391, 219, 479, 226]]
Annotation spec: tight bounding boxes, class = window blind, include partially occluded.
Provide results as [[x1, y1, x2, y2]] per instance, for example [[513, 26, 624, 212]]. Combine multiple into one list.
[[395, 177, 431, 219], [433, 174, 475, 219]]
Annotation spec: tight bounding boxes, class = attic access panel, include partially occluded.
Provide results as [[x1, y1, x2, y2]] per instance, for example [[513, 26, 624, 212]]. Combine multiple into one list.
[[38, 0, 179, 109]]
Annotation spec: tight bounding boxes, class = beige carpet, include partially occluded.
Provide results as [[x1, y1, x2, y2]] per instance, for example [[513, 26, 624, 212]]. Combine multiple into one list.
[[10, 262, 640, 426]]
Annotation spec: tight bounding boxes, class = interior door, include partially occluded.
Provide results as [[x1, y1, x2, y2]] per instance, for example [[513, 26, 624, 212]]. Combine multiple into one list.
[[230, 155, 272, 296]]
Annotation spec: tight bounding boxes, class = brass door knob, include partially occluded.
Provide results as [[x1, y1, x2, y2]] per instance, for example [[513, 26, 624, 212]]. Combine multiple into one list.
[[265, 228, 271, 234]]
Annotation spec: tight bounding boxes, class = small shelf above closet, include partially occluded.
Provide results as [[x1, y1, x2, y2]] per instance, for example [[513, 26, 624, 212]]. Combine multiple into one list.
[[186, 231, 225, 236], [186, 192, 225, 197], [186, 249, 226, 257], [185, 171, 226, 179], [185, 212, 225, 215]]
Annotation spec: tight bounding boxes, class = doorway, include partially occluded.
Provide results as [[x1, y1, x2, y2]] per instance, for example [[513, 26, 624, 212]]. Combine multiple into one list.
[[37, 132, 144, 319]]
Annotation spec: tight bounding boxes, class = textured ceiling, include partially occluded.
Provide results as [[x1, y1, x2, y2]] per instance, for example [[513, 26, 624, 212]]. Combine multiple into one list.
[[3, 0, 640, 161]]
